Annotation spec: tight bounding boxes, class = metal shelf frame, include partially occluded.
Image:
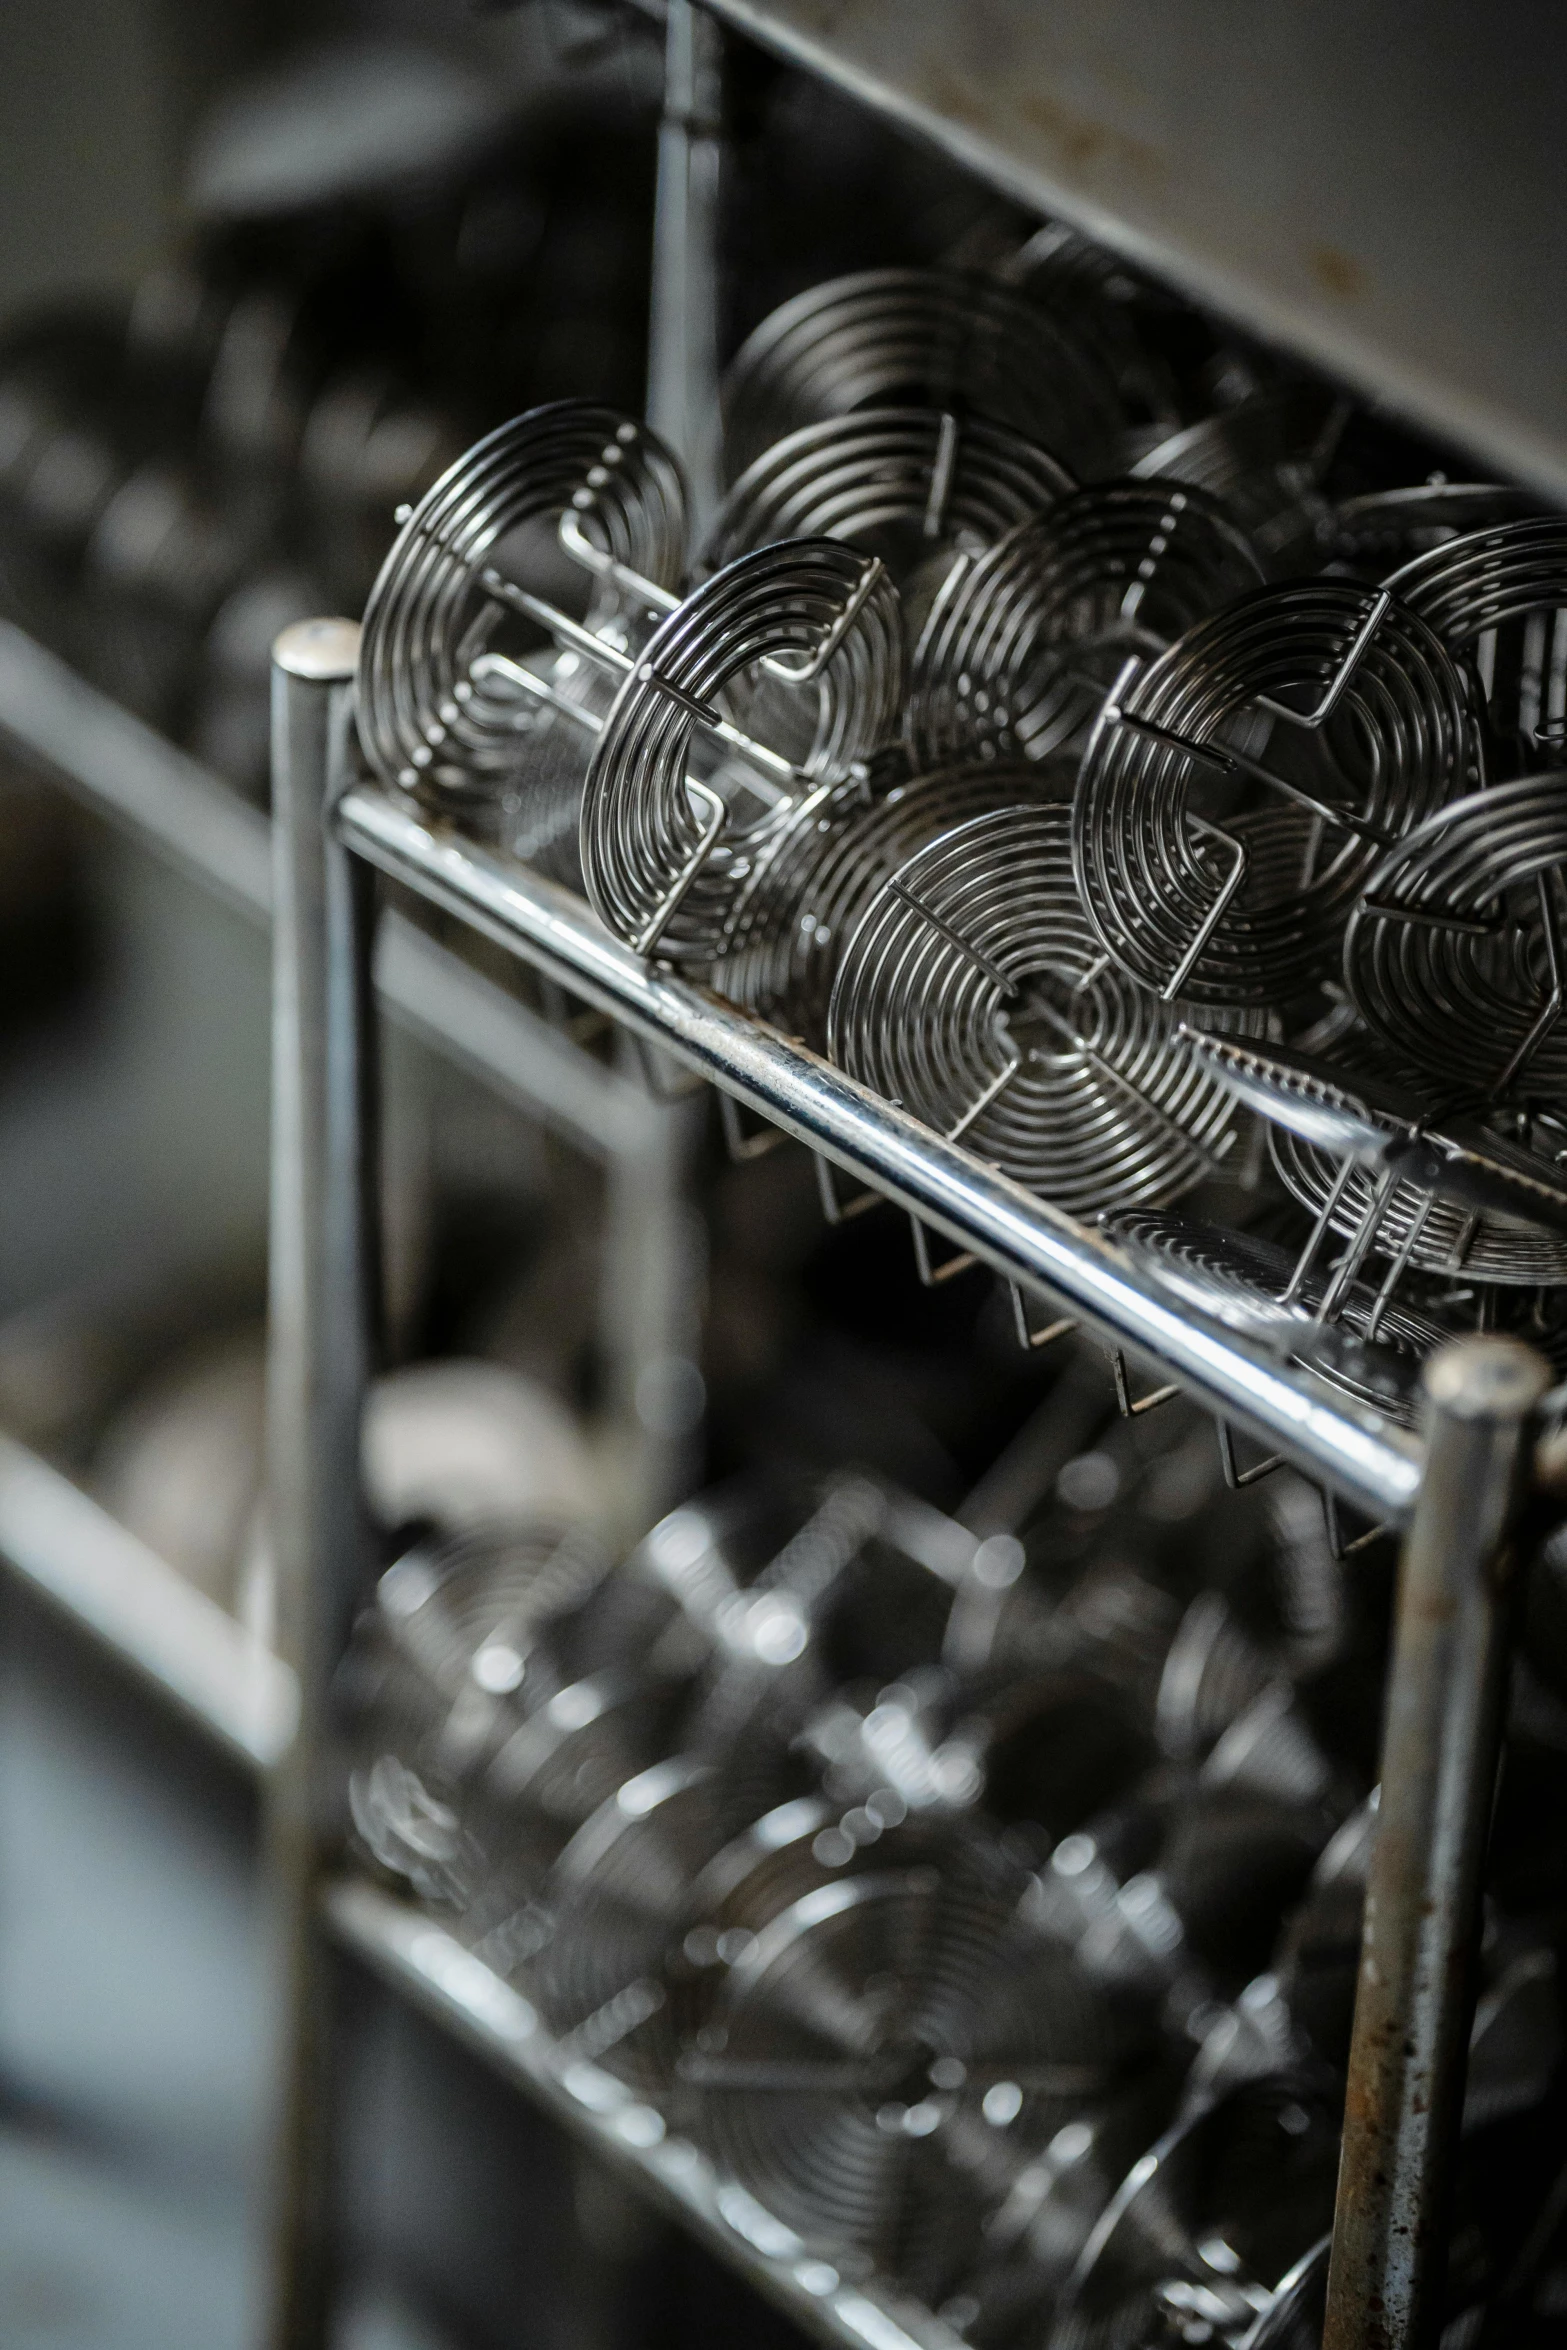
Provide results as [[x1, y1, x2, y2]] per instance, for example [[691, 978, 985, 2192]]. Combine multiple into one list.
[[255, 12, 1567, 2348], [337, 780, 1422, 1526], [269, 636, 1559, 2350], [0, 6, 1548, 2349]]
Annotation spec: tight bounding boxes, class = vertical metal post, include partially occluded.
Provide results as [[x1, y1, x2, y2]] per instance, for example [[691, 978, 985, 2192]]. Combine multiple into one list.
[[620, 0, 723, 1533], [1324, 1335, 1549, 2350], [600, 1070, 707, 1537], [648, 0, 725, 533], [260, 617, 375, 2350]]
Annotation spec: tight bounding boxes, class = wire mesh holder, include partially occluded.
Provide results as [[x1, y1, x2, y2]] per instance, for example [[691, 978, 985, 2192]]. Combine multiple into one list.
[[903, 481, 1265, 771], [1385, 515, 1567, 771], [1344, 772, 1567, 1109], [1130, 384, 1353, 563], [579, 537, 906, 966], [717, 265, 1128, 486], [828, 802, 1264, 1219], [700, 405, 1075, 596], [1185, 1031, 1567, 1300], [1073, 581, 1473, 1007], [713, 756, 1049, 1048], [356, 403, 689, 807], [717, 1089, 784, 1162]]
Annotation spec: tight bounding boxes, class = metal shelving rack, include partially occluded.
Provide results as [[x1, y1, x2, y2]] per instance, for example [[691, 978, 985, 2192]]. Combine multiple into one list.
[[0, 7, 1558, 2350], [258, 16, 1567, 2350]]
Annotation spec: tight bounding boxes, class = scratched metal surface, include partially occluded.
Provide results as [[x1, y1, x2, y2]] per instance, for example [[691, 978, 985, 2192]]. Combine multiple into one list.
[[703, 0, 1567, 499]]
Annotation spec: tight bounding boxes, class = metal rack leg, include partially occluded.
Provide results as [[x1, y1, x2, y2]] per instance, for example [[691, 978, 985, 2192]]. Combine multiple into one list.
[[648, 0, 725, 532], [1324, 1335, 1551, 2350], [260, 619, 376, 2350]]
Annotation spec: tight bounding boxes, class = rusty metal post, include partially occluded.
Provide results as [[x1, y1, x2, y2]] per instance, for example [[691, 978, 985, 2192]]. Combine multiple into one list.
[[1324, 1335, 1550, 2350], [260, 618, 377, 2350], [647, 0, 724, 535]]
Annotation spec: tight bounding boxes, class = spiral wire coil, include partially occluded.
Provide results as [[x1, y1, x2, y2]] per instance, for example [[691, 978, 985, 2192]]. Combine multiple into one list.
[[1071, 581, 1474, 1006], [905, 482, 1266, 770], [719, 268, 1127, 486], [356, 403, 687, 806], [1344, 771, 1567, 1110], [579, 535, 906, 961], [828, 805, 1266, 1217], [1385, 515, 1567, 768], [716, 757, 1059, 1039], [701, 404, 1075, 595]]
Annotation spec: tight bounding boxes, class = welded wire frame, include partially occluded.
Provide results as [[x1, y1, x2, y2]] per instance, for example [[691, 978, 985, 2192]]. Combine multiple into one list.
[[904, 483, 1265, 771], [826, 804, 1266, 1217], [719, 269, 1127, 487], [700, 406, 1075, 597], [694, 1857, 1147, 2286], [1345, 774, 1567, 1106], [1071, 582, 1475, 1007], [579, 537, 905, 963], [1130, 386, 1350, 572], [356, 403, 687, 802], [1313, 484, 1543, 580], [1181, 1027, 1567, 1251], [1385, 516, 1567, 767], [1103, 1211, 1457, 1373], [715, 758, 1061, 1042]]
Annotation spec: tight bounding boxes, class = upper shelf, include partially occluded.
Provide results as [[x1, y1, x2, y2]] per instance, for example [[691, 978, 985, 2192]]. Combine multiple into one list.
[[338, 781, 1426, 1528], [702, 0, 1567, 501]]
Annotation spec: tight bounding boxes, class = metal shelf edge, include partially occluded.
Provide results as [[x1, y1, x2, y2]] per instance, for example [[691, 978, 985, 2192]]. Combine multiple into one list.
[[0, 1431, 296, 1770], [324, 1876, 967, 2350], [336, 783, 1425, 1525]]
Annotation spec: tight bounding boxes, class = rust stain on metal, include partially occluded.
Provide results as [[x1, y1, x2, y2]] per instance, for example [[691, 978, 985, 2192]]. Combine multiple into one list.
[[1014, 83, 1164, 182], [1311, 244, 1368, 301], [912, 56, 1163, 186]]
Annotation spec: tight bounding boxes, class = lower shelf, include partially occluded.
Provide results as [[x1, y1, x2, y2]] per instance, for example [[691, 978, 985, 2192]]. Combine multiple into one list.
[[324, 1876, 965, 2350]]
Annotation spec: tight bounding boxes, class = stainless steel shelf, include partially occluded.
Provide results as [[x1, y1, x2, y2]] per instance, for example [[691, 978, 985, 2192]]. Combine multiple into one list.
[[325, 1875, 966, 2350], [0, 1430, 295, 1770], [700, 1, 1567, 502], [0, 622, 652, 1161], [337, 781, 1425, 1527]]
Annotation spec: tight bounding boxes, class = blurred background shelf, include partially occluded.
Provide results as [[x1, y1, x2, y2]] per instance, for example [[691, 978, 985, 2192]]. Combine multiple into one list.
[[325, 1876, 966, 2350], [0, 1427, 294, 1769], [0, 622, 655, 1161]]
